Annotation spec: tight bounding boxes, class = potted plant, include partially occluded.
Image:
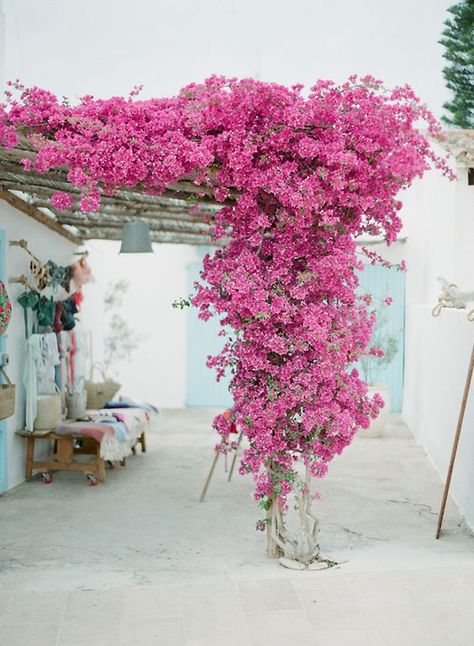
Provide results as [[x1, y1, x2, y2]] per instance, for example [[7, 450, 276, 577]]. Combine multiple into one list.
[[358, 299, 399, 437]]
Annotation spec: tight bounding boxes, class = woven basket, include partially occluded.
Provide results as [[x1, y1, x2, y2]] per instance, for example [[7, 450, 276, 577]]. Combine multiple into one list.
[[66, 389, 87, 420], [0, 366, 15, 421], [86, 363, 120, 410], [34, 393, 62, 430]]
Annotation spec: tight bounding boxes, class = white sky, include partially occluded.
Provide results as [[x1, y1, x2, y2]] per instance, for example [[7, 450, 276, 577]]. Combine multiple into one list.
[[2, 0, 453, 118]]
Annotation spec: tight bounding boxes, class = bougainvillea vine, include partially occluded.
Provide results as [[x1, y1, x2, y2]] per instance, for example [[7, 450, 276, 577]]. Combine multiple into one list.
[[0, 76, 453, 565]]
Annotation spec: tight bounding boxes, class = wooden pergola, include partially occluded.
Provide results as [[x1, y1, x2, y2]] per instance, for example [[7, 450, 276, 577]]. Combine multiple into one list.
[[0, 139, 230, 246], [1, 131, 471, 246]]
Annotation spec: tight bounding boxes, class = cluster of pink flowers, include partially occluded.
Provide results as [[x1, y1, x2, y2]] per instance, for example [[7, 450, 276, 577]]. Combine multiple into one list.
[[0, 75, 452, 510], [360, 246, 408, 271], [50, 191, 74, 210]]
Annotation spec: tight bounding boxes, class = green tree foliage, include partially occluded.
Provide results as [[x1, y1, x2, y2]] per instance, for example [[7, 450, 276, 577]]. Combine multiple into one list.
[[103, 280, 142, 375], [440, 1, 474, 128]]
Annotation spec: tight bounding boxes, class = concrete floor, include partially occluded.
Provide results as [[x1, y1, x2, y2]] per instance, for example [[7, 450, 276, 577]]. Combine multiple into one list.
[[0, 409, 473, 645]]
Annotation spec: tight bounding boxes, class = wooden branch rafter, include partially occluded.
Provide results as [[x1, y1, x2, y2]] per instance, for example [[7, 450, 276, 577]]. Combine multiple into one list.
[[0, 145, 232, 245]]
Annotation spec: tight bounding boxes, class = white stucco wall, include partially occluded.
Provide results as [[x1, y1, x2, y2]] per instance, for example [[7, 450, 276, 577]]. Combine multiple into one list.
[[81, 240, 198, 409], [361, 163, 473, 527], [404, 307, 474, 528], [400, 166, 474, 529], [0, 202, 78, 489]]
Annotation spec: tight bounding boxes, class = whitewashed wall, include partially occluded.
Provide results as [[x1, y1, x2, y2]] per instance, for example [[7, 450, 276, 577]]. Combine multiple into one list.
[[391, 166, 474, 529], [0, 203, 77, 489], [404, 308, 474, 528], [81, 240, 198, 409], [357, 162, 473, 527]]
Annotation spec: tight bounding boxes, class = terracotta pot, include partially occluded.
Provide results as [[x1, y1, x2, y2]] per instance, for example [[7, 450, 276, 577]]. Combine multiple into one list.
[[358, 384, 391, 438]]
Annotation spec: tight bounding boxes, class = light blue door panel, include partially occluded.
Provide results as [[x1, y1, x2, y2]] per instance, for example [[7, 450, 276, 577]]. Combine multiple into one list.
[[356, 263, 405, 412], [186, 259, 233, 408], [186, 255, 405, 412]]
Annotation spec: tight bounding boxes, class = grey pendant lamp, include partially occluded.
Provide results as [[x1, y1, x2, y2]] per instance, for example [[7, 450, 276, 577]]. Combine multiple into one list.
[[119, 221, 153, 253]]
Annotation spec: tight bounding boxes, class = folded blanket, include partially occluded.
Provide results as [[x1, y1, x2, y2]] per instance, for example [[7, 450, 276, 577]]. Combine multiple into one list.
[[100, 407, 149, 435], [99, 419, 129, 442]]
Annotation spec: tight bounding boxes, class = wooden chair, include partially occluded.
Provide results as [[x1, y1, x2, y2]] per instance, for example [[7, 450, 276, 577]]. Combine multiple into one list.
[[199, 410, 243, 502]]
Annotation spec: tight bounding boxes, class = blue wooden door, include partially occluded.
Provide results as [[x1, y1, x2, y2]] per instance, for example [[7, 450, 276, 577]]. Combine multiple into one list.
[[356, 263, 405, 412], [0, 229, 7, 492], [186, 258, 233, 408], [185, 255, 405, 412]]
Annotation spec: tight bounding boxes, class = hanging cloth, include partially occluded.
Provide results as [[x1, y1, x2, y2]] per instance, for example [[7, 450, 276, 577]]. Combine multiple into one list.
[[60, 296, 78, 331], [17, 290, 39, 337], [23, 334, 42, 431], [69, 331, 77, 387], [72, 258, 94, 289], [45, 260, 74, 292], [17, 292, 55, 335], [37, 333, 60, 394], [57, 331, 71, 407], [35, 296, 55, 328], [53, 301, 64, 333]]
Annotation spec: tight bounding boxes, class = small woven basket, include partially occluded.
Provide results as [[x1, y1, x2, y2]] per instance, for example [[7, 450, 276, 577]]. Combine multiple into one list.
[[66, 388, 87, 420], [85, 363, 120, 410], [34, 393, 62, 430], [0, 366, 15, 421]]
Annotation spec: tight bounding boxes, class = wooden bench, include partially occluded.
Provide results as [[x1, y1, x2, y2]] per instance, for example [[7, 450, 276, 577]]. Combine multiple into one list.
[[16, 429, 106, 485]]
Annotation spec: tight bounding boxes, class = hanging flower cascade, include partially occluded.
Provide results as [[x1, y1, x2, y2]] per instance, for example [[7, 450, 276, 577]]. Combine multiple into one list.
[[0, 77, 453, 560]]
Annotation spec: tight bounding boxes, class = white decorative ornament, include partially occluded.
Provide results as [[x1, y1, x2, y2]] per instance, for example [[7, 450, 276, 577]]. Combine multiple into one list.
[[432, 277, 474, 321]]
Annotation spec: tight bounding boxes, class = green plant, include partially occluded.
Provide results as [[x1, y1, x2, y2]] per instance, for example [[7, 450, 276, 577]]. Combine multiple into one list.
[[440, 1, 474, 128], [103, 280, 142, 375], [359, 308, 399, 386]]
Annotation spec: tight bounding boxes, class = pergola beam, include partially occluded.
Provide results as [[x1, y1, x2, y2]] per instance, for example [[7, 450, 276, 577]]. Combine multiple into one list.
[[0, 187, 82, 244], [33, 201, 211, 224], [0, 181, 216, 218], [56, 216, 212, 236], [77, 227, 218, 246]]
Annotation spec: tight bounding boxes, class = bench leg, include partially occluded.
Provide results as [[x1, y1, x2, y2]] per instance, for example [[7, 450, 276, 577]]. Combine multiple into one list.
[[56, 436, 74, 463], [25, 435, 35, 481], [140, 431, 147, 453]]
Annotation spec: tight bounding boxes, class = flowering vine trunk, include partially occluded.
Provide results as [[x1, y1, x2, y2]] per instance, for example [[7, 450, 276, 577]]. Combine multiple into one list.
[[266, 499, 284, 559], [265, 462, 320, 565]]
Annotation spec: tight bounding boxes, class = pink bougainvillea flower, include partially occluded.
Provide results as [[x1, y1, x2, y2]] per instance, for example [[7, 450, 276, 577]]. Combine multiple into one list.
[[369, 347, 385, 358], [50, 191, 74, 211]]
